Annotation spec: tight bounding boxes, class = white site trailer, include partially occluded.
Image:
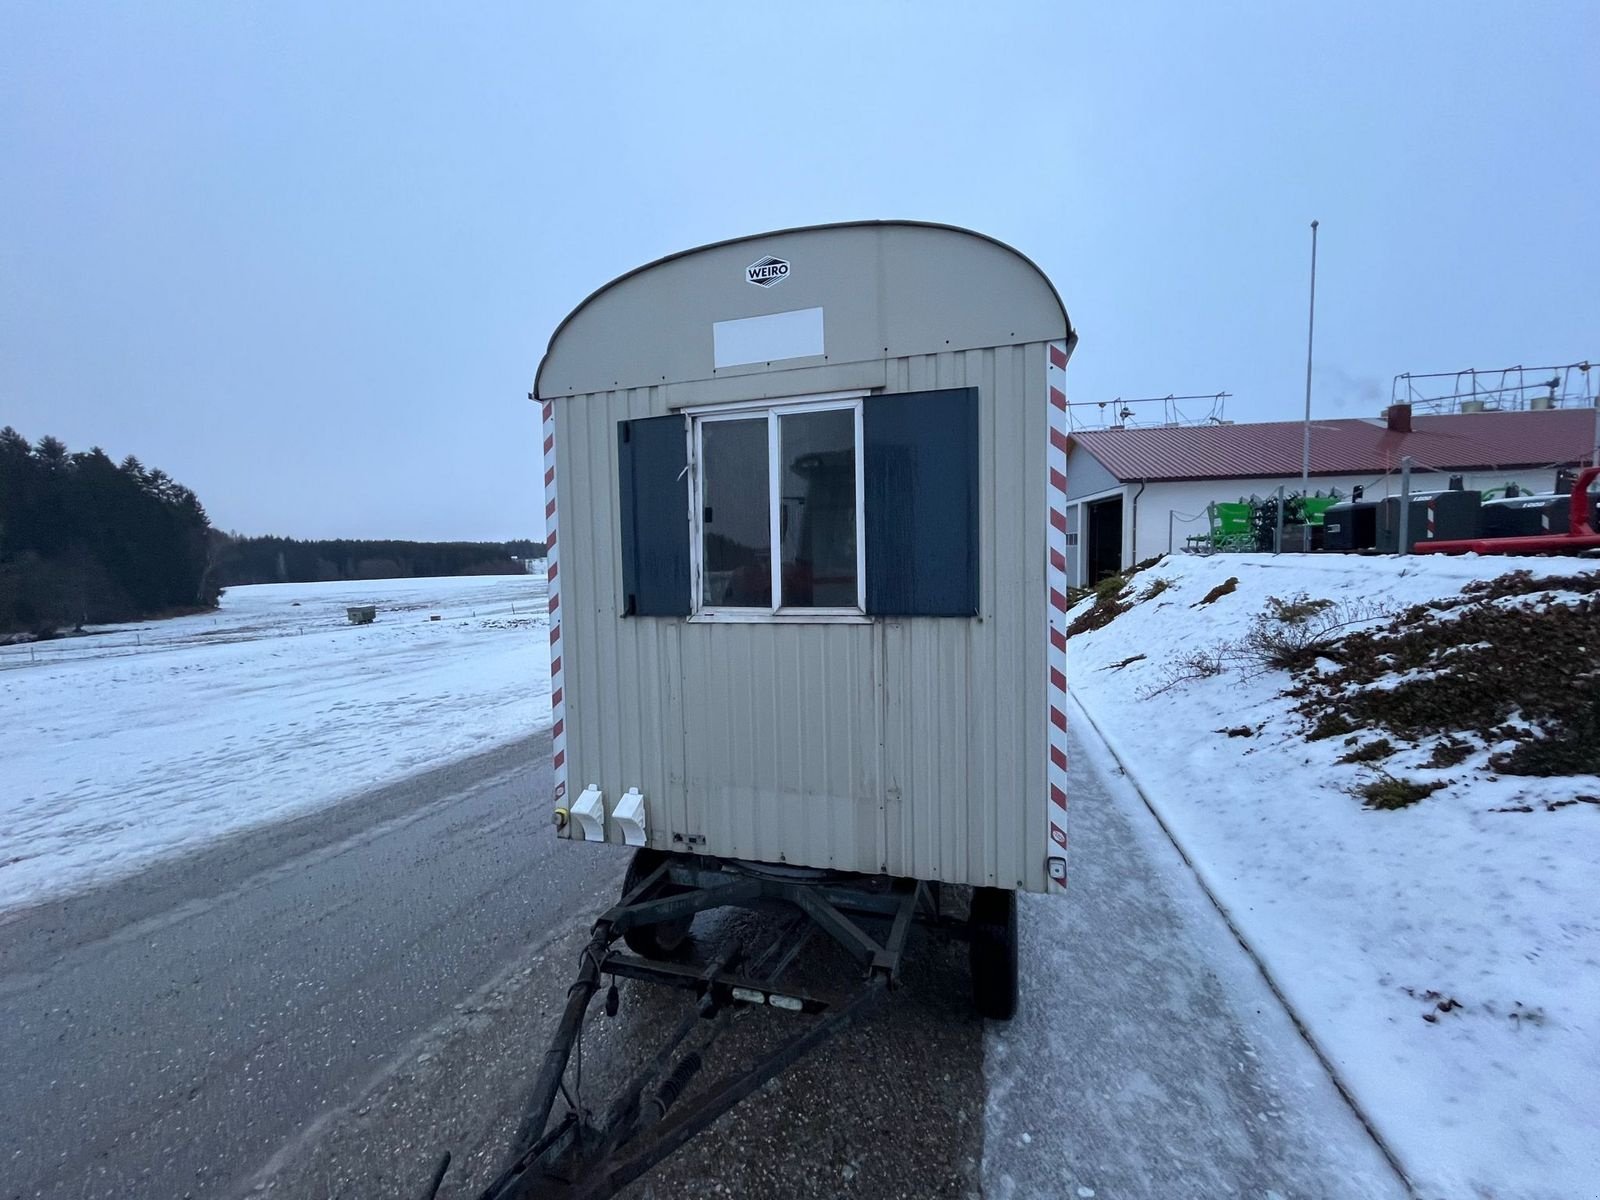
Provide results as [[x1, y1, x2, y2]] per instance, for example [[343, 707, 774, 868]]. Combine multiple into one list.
[[536, 220, 1075, 897], [473, 224, 1077, 1194], [536, 220, 1074, 898], [528, 222, 1075, 1043]]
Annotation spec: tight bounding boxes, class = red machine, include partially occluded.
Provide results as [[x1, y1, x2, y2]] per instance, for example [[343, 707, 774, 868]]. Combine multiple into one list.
[[1417, 466, 1600, 555]]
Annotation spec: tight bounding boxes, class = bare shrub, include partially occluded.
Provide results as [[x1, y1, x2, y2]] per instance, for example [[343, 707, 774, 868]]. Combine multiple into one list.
[[1264, 593, 1334, 624], [1139, 646, 1229, 698], [1140, 578, 1172, 603], [1193, 577, 1238, 607], [1236, 593, 1394, 674], [1339, 737, 1397, 764], [1307, 711, 1358, 741], [1359, 774, 1446, 810], [1103, 653, 1147, 672], [1425, 736, 1474, 768], [1295, 595, 1600, 778], [1068, 575, 1132, 637]]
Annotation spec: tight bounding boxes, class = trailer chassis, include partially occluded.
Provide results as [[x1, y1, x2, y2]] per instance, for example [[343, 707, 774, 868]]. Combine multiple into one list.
[[422, 856, 953, 1200]]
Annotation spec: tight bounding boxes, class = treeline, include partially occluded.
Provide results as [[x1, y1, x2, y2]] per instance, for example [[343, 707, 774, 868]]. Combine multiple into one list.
[[1, 427, 221, 633], [219, 537, 544, 586], [2, 426, 548, 635]]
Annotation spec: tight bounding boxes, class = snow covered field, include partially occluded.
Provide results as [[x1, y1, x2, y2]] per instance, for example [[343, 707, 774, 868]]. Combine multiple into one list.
[[1067, 553, 1600, 1200], [7, 551, 1594, 1196], [0, 572, 549, 914]]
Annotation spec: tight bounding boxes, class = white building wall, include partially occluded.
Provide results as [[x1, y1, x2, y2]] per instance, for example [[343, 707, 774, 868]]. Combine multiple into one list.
[[1131, 468, 1564, 562]]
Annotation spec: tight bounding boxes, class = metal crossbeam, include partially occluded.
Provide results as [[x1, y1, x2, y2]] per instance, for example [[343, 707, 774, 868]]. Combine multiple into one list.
[[790, 886, 886, 969], [604, 877, 760, 931]]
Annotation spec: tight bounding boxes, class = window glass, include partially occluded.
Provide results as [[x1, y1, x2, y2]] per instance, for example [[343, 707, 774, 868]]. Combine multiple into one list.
[[700, 418, 771, 607], [777, 408, 857, 607]]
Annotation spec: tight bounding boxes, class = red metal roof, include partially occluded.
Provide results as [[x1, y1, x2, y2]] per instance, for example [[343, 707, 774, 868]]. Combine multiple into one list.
[[1070, 408, 1598, 482]]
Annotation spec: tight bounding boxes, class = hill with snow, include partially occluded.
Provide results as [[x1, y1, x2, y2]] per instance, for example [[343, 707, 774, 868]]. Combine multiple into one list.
[[1067, 552, 1599, 1200]]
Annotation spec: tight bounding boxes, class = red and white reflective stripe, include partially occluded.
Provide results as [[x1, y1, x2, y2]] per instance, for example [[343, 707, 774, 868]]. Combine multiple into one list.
[[1045, 339, 1070, 890], [1426, 499, 1436, 540], [543, 399, 568, 816]]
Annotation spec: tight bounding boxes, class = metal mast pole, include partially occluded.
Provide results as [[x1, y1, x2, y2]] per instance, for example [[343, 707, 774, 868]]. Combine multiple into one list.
[[1397, 456, 1414, 556], [1302, 220, 1319, 483]]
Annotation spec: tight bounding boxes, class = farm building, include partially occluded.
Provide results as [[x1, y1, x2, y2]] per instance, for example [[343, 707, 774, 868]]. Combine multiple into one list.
[[1064, 404, 1600, 585]]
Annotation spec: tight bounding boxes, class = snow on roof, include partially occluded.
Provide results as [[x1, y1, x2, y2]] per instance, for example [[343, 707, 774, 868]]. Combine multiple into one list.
[[1071, 408, 1597, 482]]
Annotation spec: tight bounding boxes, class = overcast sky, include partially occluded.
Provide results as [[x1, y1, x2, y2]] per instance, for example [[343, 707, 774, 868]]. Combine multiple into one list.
[[3, 3, 1596, 540]]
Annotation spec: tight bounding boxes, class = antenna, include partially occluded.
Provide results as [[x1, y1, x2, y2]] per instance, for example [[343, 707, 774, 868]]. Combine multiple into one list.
[[1390, 359, 1598, 413], [1068, 392, 1231, 431]]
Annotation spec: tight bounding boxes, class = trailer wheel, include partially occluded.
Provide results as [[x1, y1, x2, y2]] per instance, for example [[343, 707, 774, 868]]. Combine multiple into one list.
[[968, 887, 1018, 1021], [620, 848, 694, 960]]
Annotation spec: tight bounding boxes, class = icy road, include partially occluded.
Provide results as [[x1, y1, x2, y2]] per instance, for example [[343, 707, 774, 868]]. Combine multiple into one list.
[[0, 714, 1405, 1199]]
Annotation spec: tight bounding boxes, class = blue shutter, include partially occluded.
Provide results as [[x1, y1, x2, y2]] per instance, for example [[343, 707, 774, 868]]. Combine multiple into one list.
[[864, 387, 979, 617], [618, 414, 691, 617]]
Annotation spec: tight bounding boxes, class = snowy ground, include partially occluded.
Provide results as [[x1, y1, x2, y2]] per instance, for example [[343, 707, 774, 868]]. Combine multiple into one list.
[[1066, 553, 1600, 1200], [986, 717, 1405, 1200], [8, 552, 1595, 1196], [0, 572, 549, 914]]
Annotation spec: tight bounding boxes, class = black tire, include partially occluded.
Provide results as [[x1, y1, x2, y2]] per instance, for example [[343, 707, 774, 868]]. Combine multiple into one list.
[[620, 848, 693, 960], [968, 886, 1018, 1021]]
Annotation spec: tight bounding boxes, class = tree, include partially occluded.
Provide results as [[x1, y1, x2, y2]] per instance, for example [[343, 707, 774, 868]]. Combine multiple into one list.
[[0, 430, 221, 632], [34, 435, 68, 468]]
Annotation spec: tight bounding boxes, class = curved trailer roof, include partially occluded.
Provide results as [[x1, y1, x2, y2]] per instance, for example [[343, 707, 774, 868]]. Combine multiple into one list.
[[534, 220, 1074, 400]]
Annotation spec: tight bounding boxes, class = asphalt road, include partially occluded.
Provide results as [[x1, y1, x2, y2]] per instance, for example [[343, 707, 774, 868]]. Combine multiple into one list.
[[1, 720, 1413, 1200], [0, 731, 620, 1200]]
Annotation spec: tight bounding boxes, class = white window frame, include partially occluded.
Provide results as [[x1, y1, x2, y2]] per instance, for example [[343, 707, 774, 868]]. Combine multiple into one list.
[[686, 390, 869, 624]]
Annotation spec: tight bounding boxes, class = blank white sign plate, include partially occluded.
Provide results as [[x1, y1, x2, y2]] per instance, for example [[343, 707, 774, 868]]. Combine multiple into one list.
[[712, 307, 825, 369]]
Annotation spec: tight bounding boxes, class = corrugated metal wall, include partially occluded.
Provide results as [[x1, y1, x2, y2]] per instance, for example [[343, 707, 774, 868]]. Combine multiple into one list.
[[556, 344, 1049, 892]]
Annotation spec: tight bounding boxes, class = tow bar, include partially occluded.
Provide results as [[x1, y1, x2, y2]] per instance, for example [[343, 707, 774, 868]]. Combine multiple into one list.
[[416, 858, 943, 1200]]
